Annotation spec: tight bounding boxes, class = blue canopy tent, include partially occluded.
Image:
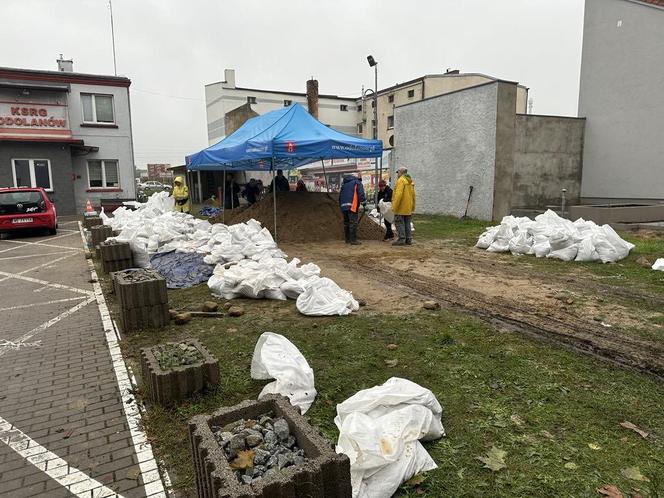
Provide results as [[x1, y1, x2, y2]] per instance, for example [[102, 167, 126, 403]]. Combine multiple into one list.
[[185, 103, 382, 240]]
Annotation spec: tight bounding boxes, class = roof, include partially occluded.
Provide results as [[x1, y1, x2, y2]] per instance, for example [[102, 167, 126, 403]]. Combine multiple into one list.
[[0, 67, 131, 88], [206, 72, 527, 101]]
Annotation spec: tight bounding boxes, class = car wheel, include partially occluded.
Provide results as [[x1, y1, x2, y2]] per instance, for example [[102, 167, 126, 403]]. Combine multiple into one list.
[[49, 227, 57, 235]]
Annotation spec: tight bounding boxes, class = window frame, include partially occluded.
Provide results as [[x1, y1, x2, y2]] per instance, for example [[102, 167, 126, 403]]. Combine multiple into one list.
[[357, 123, 363, 134], [340, 104, 348, 112], [247, 96, 257, 104], [87, 159, 120, 189], [283, 99, 292, 106], [388, 94, 394, 103], [407, 89, 415, 98], [81, 93, 116, 124], [11, 158, 54, 192], [387, 115, 394, 129], [357, 104, 362, 112]]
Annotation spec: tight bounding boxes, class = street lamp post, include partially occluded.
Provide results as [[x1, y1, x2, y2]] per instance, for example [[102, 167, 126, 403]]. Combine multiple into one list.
[[367, 55, 379, 205]]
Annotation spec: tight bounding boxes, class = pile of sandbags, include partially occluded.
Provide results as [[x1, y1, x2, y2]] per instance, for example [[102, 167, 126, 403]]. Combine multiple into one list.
[[476, 210, 635, 263], [102, 193, 360, 316]]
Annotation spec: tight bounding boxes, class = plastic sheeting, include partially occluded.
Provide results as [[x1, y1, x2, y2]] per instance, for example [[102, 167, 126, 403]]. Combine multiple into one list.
[[296, 277, 360, 316], [653, 258, 664, 271], [250, 332, 316, 414], [335, 378, 444, 498], [476, 210, 635, 263], [149, 251, 214, 289]]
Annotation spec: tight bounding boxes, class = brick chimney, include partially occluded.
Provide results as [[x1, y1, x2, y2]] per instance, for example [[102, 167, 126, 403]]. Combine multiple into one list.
[[306, 78, 319, 119], [57, 54, 73, 72]]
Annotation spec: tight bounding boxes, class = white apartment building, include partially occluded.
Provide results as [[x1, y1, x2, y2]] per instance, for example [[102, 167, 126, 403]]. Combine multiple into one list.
[[0, 57, 136, 214]]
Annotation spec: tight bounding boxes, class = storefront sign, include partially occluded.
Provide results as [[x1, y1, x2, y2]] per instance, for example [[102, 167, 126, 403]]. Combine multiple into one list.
[[0, 103, 71, 140]]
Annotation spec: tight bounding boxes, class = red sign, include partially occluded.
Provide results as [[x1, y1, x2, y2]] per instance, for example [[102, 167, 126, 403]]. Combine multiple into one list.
[[0, 103, 71, 141], [0, 106, 66, 128], [286, 141, 295, 153]]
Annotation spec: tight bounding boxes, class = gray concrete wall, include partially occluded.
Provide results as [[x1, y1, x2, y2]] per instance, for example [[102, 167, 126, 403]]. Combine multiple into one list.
[[393, 83, 498, 220], [513, 114, 586, 208], [492, 82, 517, 220], [578, 0, 664, 200], [0, 142, 76, 214]]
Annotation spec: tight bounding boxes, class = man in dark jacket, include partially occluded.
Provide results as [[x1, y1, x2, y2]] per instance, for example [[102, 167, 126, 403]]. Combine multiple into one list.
[[377, 179, 394, 240], [339, 174, 366, 245], [269, 169, 290, 192]]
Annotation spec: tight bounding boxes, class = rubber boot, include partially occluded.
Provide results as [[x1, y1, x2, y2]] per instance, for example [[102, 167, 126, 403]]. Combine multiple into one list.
[[350, 224, 361, 245], [344, 224, 350, 244]]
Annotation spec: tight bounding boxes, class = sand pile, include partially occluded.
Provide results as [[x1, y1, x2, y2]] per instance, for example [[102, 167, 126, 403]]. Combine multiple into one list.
[[212, 192, 383, 243]]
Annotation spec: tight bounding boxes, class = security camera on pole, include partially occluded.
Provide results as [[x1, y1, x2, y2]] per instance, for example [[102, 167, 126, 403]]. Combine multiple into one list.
[[367, 55, 379, 206]]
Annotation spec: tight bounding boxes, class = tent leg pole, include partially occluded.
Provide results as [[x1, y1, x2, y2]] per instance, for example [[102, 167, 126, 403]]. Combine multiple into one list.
[[222, 169, 226, 224], [321, 159, 329, 194], [272, 159, 277, 242]]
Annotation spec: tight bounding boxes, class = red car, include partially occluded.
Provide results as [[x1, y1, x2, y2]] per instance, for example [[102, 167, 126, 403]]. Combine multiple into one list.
[[0, 187, 58, 236]]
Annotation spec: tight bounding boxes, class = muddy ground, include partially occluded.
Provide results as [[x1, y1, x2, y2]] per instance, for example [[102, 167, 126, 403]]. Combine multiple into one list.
[[280, 239, 664, 380]]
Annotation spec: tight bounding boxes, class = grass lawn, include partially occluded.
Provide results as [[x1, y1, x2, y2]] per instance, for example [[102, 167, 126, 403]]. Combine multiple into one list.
[[109, 289, 664, 497]]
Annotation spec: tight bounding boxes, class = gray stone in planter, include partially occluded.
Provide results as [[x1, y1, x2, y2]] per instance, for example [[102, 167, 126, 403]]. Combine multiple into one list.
[[141, 339, 219, 405], [189, 394, 352, 498]]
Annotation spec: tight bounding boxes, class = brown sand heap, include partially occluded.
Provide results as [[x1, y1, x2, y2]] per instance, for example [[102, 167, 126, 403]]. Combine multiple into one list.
[[212, 192, 384, 243]]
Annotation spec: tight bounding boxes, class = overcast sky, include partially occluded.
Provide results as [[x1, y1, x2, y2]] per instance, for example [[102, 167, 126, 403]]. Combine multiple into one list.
[[1, 0, 585, 168]]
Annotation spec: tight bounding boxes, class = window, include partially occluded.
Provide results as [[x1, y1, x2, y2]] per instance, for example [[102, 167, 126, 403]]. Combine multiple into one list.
[[87, 160, 119, 188], [284, 99, 292, 106], [387, 115, 394, 128], [81, 94, 115, 123], [340, 104, 348, 112], [357, 123, 363, 134], [12, 159, 53, 190], [357, 104, 362, 112], [408, 89, 415, 98], [371, 119, 376, 128], [371, 100, 375, 108], [247, 96, 257, 104], [388, 94, 394, 103]]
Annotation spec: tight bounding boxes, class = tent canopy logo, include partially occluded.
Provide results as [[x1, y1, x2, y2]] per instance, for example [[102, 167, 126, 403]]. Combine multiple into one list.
[[286, 141, 296, 153]]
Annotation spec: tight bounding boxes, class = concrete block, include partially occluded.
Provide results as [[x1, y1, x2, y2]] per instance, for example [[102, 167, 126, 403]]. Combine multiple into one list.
[[189, 395, 351, 498], [119, 303, 170, 332], [83, 217, 103, 229], [141, 339, 219, 405], [91, 225, 114, 247], [100, 240, 132, 262], [114, 269, 168, 309]]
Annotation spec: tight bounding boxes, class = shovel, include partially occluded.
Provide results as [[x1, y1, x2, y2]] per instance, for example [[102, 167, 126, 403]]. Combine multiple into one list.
[[461, 186, 474, 219]]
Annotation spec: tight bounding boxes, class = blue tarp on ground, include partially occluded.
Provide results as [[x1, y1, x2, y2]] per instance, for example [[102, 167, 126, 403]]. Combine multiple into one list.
[[149, 251, 214, 289], [186, 103, 382, 171]]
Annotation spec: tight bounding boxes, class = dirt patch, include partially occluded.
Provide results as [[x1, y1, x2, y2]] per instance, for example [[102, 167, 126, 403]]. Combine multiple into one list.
[[215, 192, 383, 243], [284, 239, 664, 379]]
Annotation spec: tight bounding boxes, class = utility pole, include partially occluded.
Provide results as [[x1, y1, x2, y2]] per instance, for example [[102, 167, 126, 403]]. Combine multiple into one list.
[[109, 0, 117, 76]]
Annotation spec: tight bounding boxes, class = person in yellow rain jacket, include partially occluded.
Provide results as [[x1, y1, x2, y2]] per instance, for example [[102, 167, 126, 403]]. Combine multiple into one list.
[[391, 167, 416, 246], [171, 176, 191, 213]]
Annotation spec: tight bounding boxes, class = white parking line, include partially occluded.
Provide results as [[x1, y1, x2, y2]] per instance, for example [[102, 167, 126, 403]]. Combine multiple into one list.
[[0, 270, 93, 296], [78, 222, 168, 497], [0, 296, 87, 312], [0, 416, 125, 498], [0, 250, 75, 262], [0, 239, 84, 253], [0, 296, 95, 358], [0, 252, 78, 283]]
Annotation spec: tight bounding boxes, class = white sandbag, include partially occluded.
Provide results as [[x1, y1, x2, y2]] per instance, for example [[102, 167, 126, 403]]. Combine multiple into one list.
[[547, 243, 579, 262], [378, 200, 395, 224], [250, 332, 316, 414], [296, 277, 359, 316], [335, 378, 444, 498], [575, 238, 600, 262], [475, 226, 498, 249], [508, 230, 532, 255], [653, 258, 664, 271]]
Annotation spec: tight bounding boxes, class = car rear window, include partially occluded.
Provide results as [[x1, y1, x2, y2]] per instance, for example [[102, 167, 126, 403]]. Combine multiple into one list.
[[0, 191, 43, 204]]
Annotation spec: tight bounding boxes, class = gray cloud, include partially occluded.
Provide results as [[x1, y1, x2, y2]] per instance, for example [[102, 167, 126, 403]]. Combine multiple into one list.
[[1, 0, 584, 167]]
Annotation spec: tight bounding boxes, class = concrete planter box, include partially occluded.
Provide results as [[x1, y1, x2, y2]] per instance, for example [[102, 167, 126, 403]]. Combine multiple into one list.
[[112, 269, 169, 331], [83, 216, 103, 229], [141, 339, 219, 405], [99, 240, 134, 274], [91, 224, 114, 248], [569, 203, 664, 225], [189, 395, 351, 498]]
